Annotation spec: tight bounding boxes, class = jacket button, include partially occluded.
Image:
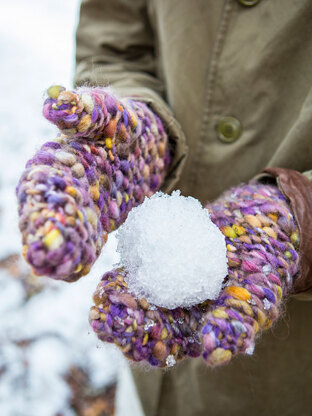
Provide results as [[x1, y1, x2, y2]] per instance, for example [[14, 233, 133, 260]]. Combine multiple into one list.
[[216, 117, 242, 143], [237, 0, 261, 6]]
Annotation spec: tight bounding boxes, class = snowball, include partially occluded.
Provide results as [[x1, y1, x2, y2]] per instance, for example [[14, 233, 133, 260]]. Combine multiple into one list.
[[116, 191, 228, 309]]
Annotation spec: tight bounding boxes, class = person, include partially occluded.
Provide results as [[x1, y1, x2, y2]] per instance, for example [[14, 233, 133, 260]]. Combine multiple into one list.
[[73, 1, 312, 415], [18, 1, 312, 415]]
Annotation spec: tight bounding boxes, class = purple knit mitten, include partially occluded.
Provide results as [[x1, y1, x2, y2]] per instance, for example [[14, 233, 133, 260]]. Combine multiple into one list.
[[16, 86, 170, 282], [89, 182, 299, 368]]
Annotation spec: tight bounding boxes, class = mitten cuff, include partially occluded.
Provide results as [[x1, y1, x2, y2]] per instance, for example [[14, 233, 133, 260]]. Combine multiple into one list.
[[107, 86, 188, 194], [255, 167, 312, 295]]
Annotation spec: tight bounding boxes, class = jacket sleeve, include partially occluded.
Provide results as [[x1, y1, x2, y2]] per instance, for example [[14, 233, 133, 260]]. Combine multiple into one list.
[[74, 0, 188, 193]]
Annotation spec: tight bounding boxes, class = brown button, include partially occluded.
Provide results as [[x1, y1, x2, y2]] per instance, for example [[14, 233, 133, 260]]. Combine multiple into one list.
[[238, 0, 261, 7], [216, 117, 242, 144]]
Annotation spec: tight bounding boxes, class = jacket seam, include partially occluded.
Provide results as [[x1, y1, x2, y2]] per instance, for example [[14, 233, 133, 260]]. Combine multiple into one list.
[[189, 0, 234, 189]]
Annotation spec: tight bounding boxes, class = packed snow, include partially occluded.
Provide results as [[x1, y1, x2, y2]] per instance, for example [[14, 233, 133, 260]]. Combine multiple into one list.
[[117, 191, 228, 309]]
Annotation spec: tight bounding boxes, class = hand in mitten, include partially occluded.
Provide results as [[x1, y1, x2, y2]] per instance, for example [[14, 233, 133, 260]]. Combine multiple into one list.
[[89, 182, 299, 367], [16, 86, 170, 281], [90, 268, 208, 367]]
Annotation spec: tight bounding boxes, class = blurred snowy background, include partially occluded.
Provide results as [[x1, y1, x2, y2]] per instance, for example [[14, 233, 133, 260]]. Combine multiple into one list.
[[0, 1, 144, 415]]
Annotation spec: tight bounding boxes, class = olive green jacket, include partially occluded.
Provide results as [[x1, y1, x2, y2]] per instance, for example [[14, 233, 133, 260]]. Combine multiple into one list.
[[74, 1, 312, 415]]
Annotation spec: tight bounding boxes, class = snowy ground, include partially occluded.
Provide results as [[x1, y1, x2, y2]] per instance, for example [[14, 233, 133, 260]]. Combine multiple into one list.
[[0, 1, 144, 415]]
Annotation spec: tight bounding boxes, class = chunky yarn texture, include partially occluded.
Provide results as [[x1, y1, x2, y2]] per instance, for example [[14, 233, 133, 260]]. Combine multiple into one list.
[[16, 87, 170, 282], [90, 183, 299, 368]]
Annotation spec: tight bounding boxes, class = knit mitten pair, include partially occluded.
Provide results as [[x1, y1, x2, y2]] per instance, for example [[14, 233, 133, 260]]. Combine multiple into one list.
[[16, 86, 170, 282], [16, 86, 299, 368]]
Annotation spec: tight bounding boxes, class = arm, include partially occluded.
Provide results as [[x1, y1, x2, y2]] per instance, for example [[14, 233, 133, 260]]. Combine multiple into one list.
[[16, 0, 187, 282], [75, 0, 188, 194], [89, 180, 300, 367]]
